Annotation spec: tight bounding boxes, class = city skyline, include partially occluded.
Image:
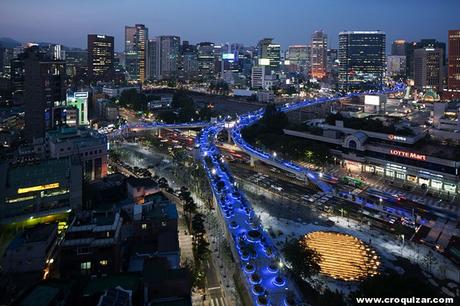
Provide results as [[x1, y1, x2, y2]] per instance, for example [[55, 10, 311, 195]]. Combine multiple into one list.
[[1, 0, 459, 51]]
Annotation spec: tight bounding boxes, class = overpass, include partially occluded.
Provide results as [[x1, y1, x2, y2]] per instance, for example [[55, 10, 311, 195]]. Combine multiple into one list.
[[107, 121, 210, 139], [231, 84, 406, 194]]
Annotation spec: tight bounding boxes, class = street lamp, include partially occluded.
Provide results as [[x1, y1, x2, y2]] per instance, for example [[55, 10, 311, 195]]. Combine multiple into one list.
[[211, 168, 217, 175], [273, 152, 277, 158]]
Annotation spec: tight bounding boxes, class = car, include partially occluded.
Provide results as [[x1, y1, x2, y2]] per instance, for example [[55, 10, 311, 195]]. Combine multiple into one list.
[[270, 185, 283, 192]]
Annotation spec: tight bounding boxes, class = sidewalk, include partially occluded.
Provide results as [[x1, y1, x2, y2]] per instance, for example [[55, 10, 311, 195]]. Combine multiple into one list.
[[330, 165, 460, 216]]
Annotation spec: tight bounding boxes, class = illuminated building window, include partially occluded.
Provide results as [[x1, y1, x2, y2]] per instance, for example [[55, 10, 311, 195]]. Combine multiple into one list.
[[80, 262, 91, 270], [142, 223, 148, 230], [99, 260, 109, 266]]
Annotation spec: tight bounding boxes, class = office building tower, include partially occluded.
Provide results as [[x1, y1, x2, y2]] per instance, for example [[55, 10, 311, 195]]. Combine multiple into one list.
[[180, 42, 198, 81], [408, 39, 446, 79], [0, 157, 82, 223], [147, 39, 157, 80], [338, 31, 386, 91], [446, 30, 460, 99], [286, 45, 309, 74], [125, 24, 148, 83], [326, 48, 338, 76], [391, 40, 409, 56], [156, 35, 180, 80], [387, 55, 407, 78], [87, 34, 114, 83], [66, 91, 89, 126], [65, 49, 88, 79], [197, 42, 215, 81], [257, 38, 280, 73], [414, 47, 444, 92], [23, 46, 66, 141], [310, 30, 328, 79], [251, 66, 265, 88]]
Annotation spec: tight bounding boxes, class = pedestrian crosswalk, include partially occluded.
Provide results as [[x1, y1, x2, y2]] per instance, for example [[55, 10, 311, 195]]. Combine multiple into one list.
[[209, 297, 226, 306]]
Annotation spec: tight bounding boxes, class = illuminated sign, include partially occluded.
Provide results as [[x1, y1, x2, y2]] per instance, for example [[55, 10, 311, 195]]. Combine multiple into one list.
[[258, 58, 270, 66], [389, 149, 426, 161], [74, 92, 88, 98], [388, 135, 407, 142], [18, 183, 60, 194], [222, 53, 235, 60], [364, 95, 380, 106]]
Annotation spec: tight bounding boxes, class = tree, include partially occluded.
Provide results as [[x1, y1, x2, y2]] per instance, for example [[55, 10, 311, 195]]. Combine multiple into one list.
[[283, 238, 321, 279], [192, 213, 206, 237], [157, 110, 178, 123]]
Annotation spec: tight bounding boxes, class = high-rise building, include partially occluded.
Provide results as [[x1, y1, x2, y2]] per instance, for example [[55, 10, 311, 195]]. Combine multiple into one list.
[[147, 39, 157, 80], [310, 30, 327, 79], [257, 38, 280, 74], [156, 35, 180, 80], [197, 42, 215, 81], [23, 46, 66, 141], [391, 40, 409, 56], [87, 34, 114, 83], [446, 30, 460, 100], [338, 31, 386, 91], [251, 66, 265, 88], [286, 45, 309, 74], [124, 24, 148, 83], [180, 41, 198, 81], [387, 55, 407, 78], [407, 39, 446, 79], [65, 49, 88, 79], [414, 47, 444, 92]]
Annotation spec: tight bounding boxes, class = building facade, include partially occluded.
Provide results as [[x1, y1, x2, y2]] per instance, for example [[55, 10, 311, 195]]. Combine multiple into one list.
[[310, 30, 328, 79], [46, 127, 108, 180], [413, 47, 444, 92], [156, 36, 180, 80], [446, 30, 460, 100], [23, 46, 66, 141], [0, 157, 82, 223], [87, 34, 114, 83], [125, 24, 148, 83], [338, 31, 386, 92]]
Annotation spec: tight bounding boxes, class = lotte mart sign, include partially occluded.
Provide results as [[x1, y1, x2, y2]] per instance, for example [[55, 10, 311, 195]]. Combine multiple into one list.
[[389, 149, 427, 161]]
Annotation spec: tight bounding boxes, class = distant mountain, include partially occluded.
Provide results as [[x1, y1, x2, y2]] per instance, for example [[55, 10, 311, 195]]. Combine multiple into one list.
[[0, 37, 21, 48]]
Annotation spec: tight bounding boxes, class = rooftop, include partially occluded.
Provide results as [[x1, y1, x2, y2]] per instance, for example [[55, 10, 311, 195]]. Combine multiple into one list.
[[4, 157, 73, 189], [82, 273, 140, 297], [7, 224, 57, 251], [46, 127, 106, 147]]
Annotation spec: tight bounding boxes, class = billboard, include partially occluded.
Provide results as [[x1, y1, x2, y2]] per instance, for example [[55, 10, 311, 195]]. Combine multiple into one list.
[[364, 95, 380, 106], [258, 58, 270, 66], [222, 53, 235, 60]]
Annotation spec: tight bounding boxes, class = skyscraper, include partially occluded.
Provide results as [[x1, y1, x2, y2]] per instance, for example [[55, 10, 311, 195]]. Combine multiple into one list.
[[87, 34, 114, 83], [286, 45, 309, 74], [446, 30, 460, 99], [197, 42, 215, 81], [414, 47, 444, 92], [338, 31, 386, 92], [391, 40, 409, 56], [310, 30, 327, 79], [23, 46, 66, 141], [180, 41, 198, 81], [124, 24, 148, 83], [147, 39, 157, 80], [257, 38, 280, 74], [156, 36, 180, 80]]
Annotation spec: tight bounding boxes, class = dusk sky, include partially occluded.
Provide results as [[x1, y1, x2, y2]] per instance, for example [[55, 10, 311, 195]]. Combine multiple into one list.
[[1, 0, 459, 51]]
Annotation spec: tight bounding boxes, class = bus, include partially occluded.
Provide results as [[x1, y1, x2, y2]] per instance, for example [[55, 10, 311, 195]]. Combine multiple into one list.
[[341, 176, 365, 188]]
